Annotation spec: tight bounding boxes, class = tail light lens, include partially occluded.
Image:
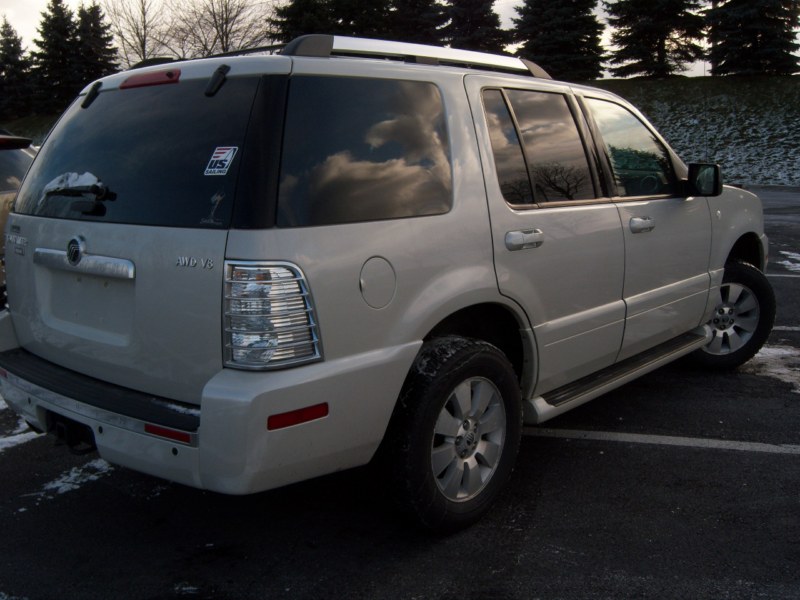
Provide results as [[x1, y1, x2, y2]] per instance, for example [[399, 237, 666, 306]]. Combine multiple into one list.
[[224, 262, 322, 370]]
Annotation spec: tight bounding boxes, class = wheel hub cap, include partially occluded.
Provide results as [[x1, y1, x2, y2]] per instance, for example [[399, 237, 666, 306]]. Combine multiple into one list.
[[456, 420, 480, 458], [430, 377, 506, 503], [712, 305, 736, 331], [704, 281, 760, 356]]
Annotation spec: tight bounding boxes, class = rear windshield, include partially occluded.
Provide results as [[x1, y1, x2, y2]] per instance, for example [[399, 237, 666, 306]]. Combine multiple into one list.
[[14, 76, 259, 228]]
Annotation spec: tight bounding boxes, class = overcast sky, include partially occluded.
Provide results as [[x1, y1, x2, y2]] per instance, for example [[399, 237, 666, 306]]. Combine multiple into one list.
[[2, 0, 83, 49]]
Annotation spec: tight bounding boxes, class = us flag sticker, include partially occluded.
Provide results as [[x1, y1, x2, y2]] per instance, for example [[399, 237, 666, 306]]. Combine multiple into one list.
[[204, 146, 238, 176]]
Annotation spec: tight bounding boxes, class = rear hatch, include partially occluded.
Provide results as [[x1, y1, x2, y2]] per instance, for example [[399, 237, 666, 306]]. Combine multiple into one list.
[[6, 59, 288, 403]]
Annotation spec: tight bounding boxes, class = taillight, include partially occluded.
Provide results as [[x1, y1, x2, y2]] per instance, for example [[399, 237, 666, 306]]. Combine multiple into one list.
[[223, 262, 322, 370]]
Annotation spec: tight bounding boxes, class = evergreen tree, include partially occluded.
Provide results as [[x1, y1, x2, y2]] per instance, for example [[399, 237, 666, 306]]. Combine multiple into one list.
[[76, 3, 119, 85], [443, 0, 508, 53], [269, 0, 338, 43], [708, 0, 800, 75], [604, 0, 705, 77], [31, 0, 82, 113], [514, 0, 605, 80], [386, 0, 447, 45], [0, 18, 33, 120], [333, 0, 392, 38]]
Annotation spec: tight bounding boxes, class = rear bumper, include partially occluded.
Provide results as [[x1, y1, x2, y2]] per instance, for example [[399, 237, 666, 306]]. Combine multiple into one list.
[[0, 335, 420, 494]]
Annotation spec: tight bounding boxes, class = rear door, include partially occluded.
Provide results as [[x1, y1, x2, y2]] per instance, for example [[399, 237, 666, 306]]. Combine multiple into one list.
[[6, 63, 281, 403], [582, 96, 712, 360], [467, 77, 626, 395]]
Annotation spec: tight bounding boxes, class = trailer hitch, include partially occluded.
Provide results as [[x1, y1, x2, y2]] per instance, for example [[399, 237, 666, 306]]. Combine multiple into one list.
[[48, 413, 97, 456]]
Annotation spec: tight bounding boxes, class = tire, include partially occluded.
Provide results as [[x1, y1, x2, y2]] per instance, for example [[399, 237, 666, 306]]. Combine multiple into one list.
[[692, 260, 776, 369], [386, 336, 522, 532]]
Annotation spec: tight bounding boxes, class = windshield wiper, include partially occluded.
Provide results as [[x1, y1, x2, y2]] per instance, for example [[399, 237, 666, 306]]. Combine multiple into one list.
[[44, 182, 115, 201], [40, 172, 116, 214]]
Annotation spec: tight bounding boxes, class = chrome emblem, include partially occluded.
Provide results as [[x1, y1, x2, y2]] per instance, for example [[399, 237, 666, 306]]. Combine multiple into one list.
[[67, 237, 86, 266]]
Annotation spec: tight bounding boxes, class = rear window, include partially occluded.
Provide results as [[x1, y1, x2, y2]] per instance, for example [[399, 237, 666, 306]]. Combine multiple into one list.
[[14, 76, 259, 228], [277, 76, 452, 227]]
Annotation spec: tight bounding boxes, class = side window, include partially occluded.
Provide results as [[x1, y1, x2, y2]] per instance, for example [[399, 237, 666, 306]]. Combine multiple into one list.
[[277, 77, 452, 227], [505, 89, 596, 202], [585, 97, 679, 198], [482, 89, 533, 205]]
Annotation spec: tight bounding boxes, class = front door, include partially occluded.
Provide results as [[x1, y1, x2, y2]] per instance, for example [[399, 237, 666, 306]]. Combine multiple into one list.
[[583, 97, 712, 361]]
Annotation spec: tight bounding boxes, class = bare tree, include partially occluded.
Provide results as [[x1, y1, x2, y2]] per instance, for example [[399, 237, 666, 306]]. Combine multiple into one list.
[[103, 0, 168, 66], [167, 0, 276, 57]]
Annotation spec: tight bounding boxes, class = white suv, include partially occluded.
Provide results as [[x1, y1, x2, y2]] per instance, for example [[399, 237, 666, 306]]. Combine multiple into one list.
[[0, 35, 775, 530]]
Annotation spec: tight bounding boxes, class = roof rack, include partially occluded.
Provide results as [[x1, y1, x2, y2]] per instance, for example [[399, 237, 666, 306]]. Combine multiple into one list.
[[281, 35, 552, 79], [211, 44, 284, 58]]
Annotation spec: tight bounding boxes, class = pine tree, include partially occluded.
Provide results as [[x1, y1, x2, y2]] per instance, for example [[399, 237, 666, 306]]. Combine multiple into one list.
[[514, 0, 605, 80], [0, 19, 33, 120], [442, 0, 509, 53], [708, 0, 800, 75], [332, 0, 392, 38], [31, 0, 82, 113], [269, 0, 338, 43], [386, 0, 447, 45], [76, 3, 119, 85], [604, 0, 705, 77]]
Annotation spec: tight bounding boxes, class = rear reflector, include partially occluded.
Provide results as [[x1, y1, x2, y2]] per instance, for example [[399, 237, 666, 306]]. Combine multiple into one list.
[[267, 403, 329, 431], [144, 423, 192, 444], [121, 69, 181, 89]]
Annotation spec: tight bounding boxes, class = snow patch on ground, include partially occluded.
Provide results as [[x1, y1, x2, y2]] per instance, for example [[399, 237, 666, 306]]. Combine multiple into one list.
[[0, 396, 42, 452], [740, 345, 800, 393], [0, 425, 41, 454], [31, 459, 114, 500], [776, 251, 800, 273], [173, 583, 201, 596], [0, 593, 30, 600]]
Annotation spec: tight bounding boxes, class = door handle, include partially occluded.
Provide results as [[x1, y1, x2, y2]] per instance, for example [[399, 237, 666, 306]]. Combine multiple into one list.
[[505, 229, 544, 251], [629, 216, 655, 234]]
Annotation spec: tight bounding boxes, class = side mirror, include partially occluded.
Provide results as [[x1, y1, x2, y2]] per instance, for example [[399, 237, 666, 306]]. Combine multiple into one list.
[[686, 163, 722, 197]]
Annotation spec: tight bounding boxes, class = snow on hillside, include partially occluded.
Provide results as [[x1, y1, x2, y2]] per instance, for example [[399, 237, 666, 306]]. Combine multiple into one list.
[[593, 76, 800, 187]]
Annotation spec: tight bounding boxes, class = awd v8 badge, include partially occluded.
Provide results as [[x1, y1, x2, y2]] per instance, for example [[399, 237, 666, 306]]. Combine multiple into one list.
[[204, 146, 238, 176]]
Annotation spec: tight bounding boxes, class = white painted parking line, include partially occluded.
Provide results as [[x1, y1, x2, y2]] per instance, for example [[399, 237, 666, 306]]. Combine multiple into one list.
[[767, 273, 800, 278], [773, 326, 800, 331], [524, 428, 800, 455]]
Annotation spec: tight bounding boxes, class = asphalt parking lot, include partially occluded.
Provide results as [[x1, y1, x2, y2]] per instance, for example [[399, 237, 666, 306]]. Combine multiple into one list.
[[0, 187, 798, 600]]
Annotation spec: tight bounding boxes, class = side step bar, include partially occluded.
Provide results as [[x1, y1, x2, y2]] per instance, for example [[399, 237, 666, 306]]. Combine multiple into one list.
[[524, 327, 711, 425]]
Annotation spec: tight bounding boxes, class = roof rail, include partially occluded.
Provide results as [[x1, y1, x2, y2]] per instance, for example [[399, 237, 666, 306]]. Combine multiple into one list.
[[281, 34, 552, 79], [211, 44, 284, 58]]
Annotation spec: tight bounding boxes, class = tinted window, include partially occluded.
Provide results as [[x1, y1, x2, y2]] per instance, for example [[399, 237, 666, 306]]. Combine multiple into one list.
[[277, 77, 452, 227], [586, 98, 678, 198], [15, 77, 259, 228], [482, 89, 533, 205], [506, 90, 595, 202]]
